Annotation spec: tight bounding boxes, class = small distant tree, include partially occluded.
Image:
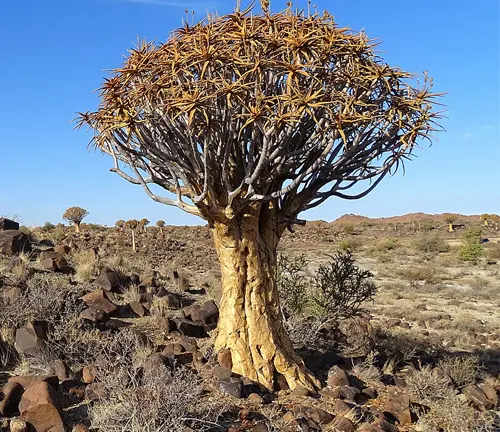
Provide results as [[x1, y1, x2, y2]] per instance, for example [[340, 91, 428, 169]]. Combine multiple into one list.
[[443, 213, 458, 232], [140, 218, 150, 233], [459, 228, 484, 264], [115, 219, 126, 232], [63, 207, 89, 233], [156, 220, 166, 236], [42, 221, 55, 232], [480, 214, 490, 226], [490, 214, 499, 230], [125, 220, 139, 252]]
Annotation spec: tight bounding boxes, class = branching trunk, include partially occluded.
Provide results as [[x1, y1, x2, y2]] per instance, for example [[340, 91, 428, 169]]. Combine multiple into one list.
[[213, 209, 319, 391]]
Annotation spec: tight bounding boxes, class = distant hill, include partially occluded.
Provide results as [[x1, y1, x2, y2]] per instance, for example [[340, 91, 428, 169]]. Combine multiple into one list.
[[331, 212, 484, 225]]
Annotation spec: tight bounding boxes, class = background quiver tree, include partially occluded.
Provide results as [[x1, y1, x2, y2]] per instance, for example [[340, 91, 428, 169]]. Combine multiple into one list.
[[125, 219, 139, 253], [156, 220, 166, 236], [62, 207, 88, 233], [140, 218, 150, 233], [78, 1, 442, 390], [115, 219, 125, 232], [480, 214, 490, 226], [490, 214, 499, 230], [443, 213, 458, 232]]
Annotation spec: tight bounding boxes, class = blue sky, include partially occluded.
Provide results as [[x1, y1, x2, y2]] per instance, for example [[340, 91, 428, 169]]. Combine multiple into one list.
[[0, 0, 498, 227]]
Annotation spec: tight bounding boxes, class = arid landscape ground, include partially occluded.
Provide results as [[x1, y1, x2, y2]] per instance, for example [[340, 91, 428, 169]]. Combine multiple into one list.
[[0, 213, 499, 432]]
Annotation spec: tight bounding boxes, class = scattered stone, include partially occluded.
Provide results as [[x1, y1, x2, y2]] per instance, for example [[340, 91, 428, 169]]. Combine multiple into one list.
[[303, 406, 334, 424], [156, 316, 172, 334], [139, 292, 154, 304], [54, 245, 71, 255], [85, 383, 106, 401], [0, 218, 19, 231], [0, 231, 32, 256], [383, 387, 411, 425], [219, 378, 243, 398], [0, 382, 24, 416], [218, 348, 232, 370], [80, 307, 109, 323], [176, 276, 190, 292], [252, 423, 269, 432], [247, 393, 264, 405], [165, 293, 182, 309], [15, 321, 49, 354], [94, 269, 122, 292], [53, 360, 72, 382], [478, 382, 498, 406], [81, 290, 118, 315], [130, 274, 140, 285], [212, 366, 232, 381], [362, 387, 378, 400], [291, 386, 310, 397], [327, 366, 350, 387], [39, 250, 60, 261], [41, 255, 71, 273], [72, 424, 90, 432], [333, 400, 355, 416], [129, 301, 148, 317], [8, 376, 59, 390], [19, 382, 64, 432], [462, 384, 494, 410], [82, 366, 97, 384], [326, 417, 355, 432], [171, 318, 206, 338], [139, 275, 157, 289]]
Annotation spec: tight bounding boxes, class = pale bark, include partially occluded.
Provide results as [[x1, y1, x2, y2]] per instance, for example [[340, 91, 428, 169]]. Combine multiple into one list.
[[75, 223, 81, 234], [131, 230, 136, 253], [213, 211, 319, 391]]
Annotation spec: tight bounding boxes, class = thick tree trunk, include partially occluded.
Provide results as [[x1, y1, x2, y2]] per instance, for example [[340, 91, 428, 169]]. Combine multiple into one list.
[[75, 223, 81, 234], [212, 212, 319, 391]]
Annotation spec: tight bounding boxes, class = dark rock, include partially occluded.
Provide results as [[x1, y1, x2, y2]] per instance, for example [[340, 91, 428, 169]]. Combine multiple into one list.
[[333, 399, 356, 416], [53, 360, 72, 382], [95, 269, 122, 292], [156, 316, 172, 334], [139, 275, 157, 289], [53, 245, 71, 255], [15, 321, 50, 354], [330, 416, 355, 432], [303, 406, 333, 424], [0, 231, 32, 256], [81, 290, 118, 315], [362, 387, 378, 400], [130, 274, 140, 285], [383, 387, 411, 425], [291, 386, 311, 397], [462, 384, 494, 410], [80, 307, 109, 323], [327, 365, 350, 387], [165, 293, 182, 309], [0, 382, 24, 416], [139, 292, 153, 304], [0, 218, 19, 231], [19, 382, 64, 432], [39, 250, 60, 261], [85, 383, 106, 401], [219, 378, 243, 398], [130, 301, 149, 317], [171, 318, 206, 338], [41, 256, 71, 273]]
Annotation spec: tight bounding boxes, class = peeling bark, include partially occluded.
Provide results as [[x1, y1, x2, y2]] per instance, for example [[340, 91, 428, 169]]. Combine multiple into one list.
[[213, 209, 319, 391]]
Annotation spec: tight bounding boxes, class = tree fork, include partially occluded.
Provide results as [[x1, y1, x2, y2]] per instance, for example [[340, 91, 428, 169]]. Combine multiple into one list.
[[213, 213, 319, 391]]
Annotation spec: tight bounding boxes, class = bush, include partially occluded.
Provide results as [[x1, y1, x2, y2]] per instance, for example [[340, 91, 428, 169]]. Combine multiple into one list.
[[277, 254, 309, 317], [437, 355, 481, 388], [312, 251, 377, 319], [459, 244, 484, 263], [375, 237, 399, 252], [462, 227, 482, 245], [414, 234, 450, 253], [41, 221, 55, 232], [398, 265, 440, 288]]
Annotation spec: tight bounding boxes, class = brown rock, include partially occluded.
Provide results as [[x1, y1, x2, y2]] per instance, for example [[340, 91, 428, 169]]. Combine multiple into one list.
[[0, 218, 19, 231], [0, 382, 24, 416], [19, 382, 64, 432], [383, 387, 411, 425], [139, 275, 157, 289], [165, 293, 182, 309], [171, 318, 206, 338], [333, 399, 355, 416], [478, 382, 498, 406], [81, 290, 118, 315], [0, 230, 31, 256], [94, 269, 122, 292], [53, 360, 72, 382], [8, 376, 59, 390], [72, 424, 89, 432], [54, 245, 71, 255], [39, 251, 60, 261], [212, 366, 232, 381], [85, 383, 106, 401], [82, 366, 97, 384], [462, 384, 494, 410], [217, 348, 232, 370], [304, 406, 334, 424], [15, 326, 46, 355], [327, 366, 350, 387], [328, 416, 355, 432], [129, 301, 148, 317], [79, 307, 109, 323], [41, 256, 71, 273], [247, 393, 264, 405], [291, 386, 310, 397]]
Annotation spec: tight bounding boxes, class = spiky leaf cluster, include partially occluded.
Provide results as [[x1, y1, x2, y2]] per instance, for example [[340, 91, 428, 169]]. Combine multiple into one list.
[[79, 3, 442, 227], [63, 207, 89, 225]]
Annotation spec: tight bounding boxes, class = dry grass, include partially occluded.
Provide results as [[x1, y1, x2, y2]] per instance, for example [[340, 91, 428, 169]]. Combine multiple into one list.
[[71, 248, 100, 283]]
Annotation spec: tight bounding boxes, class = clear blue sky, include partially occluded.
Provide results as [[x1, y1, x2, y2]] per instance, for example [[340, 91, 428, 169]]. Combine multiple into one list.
[[1, 0, 498, 227]]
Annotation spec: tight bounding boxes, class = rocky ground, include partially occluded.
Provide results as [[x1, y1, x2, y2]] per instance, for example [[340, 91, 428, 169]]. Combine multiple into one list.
[[0, 214, 499, 432]]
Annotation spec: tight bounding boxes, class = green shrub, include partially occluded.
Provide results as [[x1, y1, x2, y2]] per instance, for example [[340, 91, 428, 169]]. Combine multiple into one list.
[[414, 234, 450, 253], [462, 227, 482, 245], [375, 237, 399, 252], [312, 251, 377, 319], [459, 244, 484, 263], [338, 240, 350, 251], [277, 254, 309, 317], [41, 221, 55, 232]]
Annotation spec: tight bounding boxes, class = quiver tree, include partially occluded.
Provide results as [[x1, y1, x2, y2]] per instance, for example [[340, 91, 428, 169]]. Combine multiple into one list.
[[78, 1, 442, 391], [156, 220, 166, 236], [491, 214, 499, 230], [63, 207, 89, 233], [125, 219, 139, 252], [480, 214, 490, 226], [115, 219, 125, 232], [444, 213, 457, 232], [140, 218, 150, 233]]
